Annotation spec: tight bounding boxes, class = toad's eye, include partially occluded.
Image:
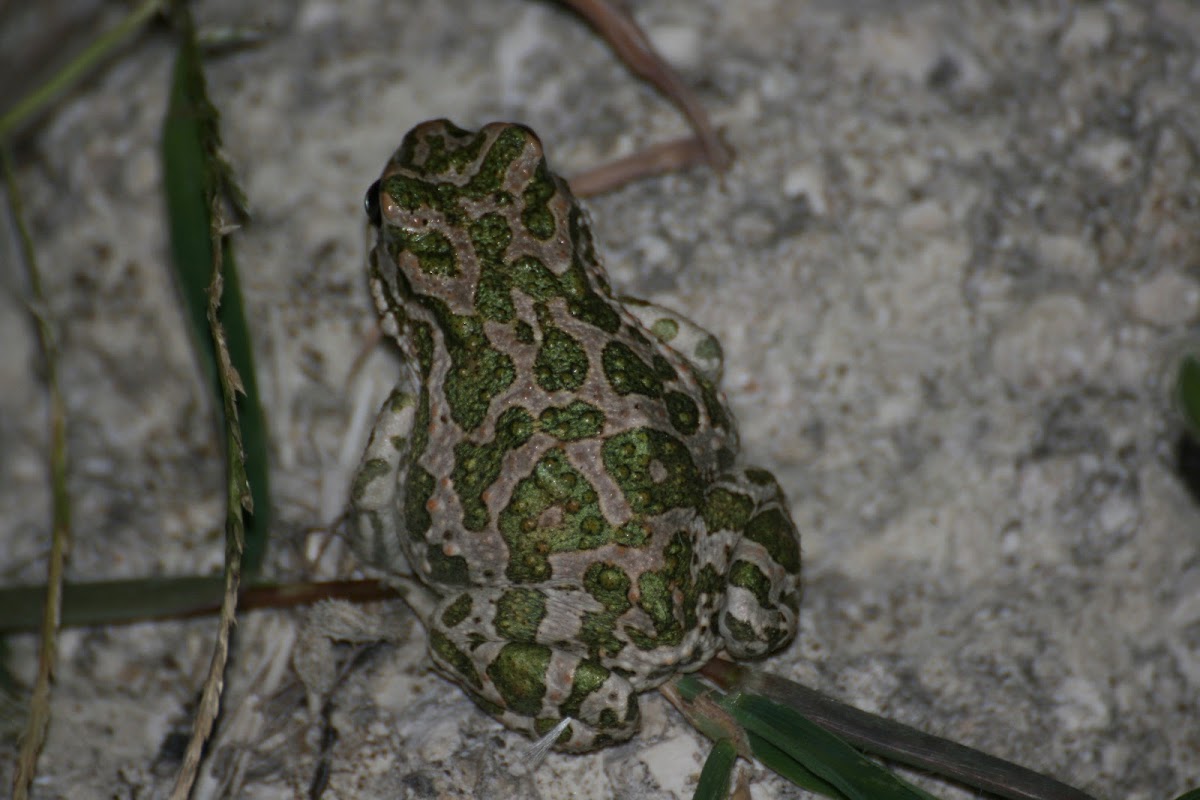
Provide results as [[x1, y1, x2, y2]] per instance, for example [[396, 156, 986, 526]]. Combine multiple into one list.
[[364, 179, 382, 227]]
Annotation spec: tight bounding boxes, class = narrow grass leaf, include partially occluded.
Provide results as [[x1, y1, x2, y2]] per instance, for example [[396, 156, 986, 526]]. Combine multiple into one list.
[[705, 660, 1097, 800], [744, 732, 847, 798], [693, 739, 738, 800], [729, 691, 940, 800], [161, 2, 269, 575], [0, 0, 164, 140]]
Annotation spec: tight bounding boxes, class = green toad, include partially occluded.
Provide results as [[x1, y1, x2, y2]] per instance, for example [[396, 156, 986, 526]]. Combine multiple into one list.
[[350, 120, 801, 751]]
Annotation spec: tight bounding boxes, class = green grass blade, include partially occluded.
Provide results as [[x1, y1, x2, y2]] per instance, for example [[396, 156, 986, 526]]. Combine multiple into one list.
[[692, 739, 738, 800], [0, 0, 164, 140], [704, 660, 1097, 800], [0, 577, 397, 633], [669, 673, 927, 800], [729, 691, 940, 800], [744, 731, 848, 798], [161, 11, 269, 575], [0, 577, 225, 630]]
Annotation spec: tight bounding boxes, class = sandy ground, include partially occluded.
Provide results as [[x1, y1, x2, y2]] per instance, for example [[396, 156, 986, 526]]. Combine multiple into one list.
[[3, 1, 1200, 798]]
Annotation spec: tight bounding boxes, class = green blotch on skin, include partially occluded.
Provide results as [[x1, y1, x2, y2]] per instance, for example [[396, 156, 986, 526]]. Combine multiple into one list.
[[723, 612, 758, 644], [627, 532, 695, 650], [472, 213, 516, 322], [435, 310, 516, 432], [351, 458, 390, 502], [522, 159, 558, 240], [510, 256, 561, 301], [393, 126, 425, 170], [601, 428, 703, 515], [487, 642, 551, 716], [565, 282, 621, 333], [744, 467, 778, 486], [628, 571, 683, 650], [694, 334, 723, 363], [410, 389, 431, 460], [664, 391, 700, 435], [568, 206, 602, 283], [404, 466, 435, 538], [453, 406, 535, 530], [495, 588, 547, 643], [598, 694, 639, 731], [534, 717, 575, 743], [500, 450, 625, 583], [535, 326, 588, 392], [602, 341, 665, 398], [562, 207, 620, 333], [401, 228, 458, 277], [385, 389, 416, 415], [418, 127, 487, 177], [650, 317, 679, 342], [426, 543, 470, 585], [766, 625, 791, 649], [403, 390, 435, 537], [466, 126, 529, 197], [695, 563, 724, 598], [729, 560, 773, 609], [652, 354, 677, 381], [557, 659, 610, 720], [380, 174, 459, 221], [539, 401, 605, 441], [745, 508, 802, 574], [474, 695, 505, 717], [616, 521, 650, 548], [662, 530, 692, 579], [702, 487, 755, 533], [412, 322, 435, 378], [584, 562, 632, 611], [580, 563, 631, 659], [430, 629, 482, 689], [696, 374, 729, 430], [441, 593, 473, 628]]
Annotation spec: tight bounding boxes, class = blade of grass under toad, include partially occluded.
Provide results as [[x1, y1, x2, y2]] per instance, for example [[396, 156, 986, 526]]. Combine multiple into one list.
[[669, 674, 930, 800], [729, 691, 940, 800], [666, 674, 841, 797], [703, 659, 1098, 800], [162, 5, 268, 576]]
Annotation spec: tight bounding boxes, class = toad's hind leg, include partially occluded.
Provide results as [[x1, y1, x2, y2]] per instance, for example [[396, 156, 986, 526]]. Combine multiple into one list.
[[426, 587, 640, 752], [712, 468, 802, 659]]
